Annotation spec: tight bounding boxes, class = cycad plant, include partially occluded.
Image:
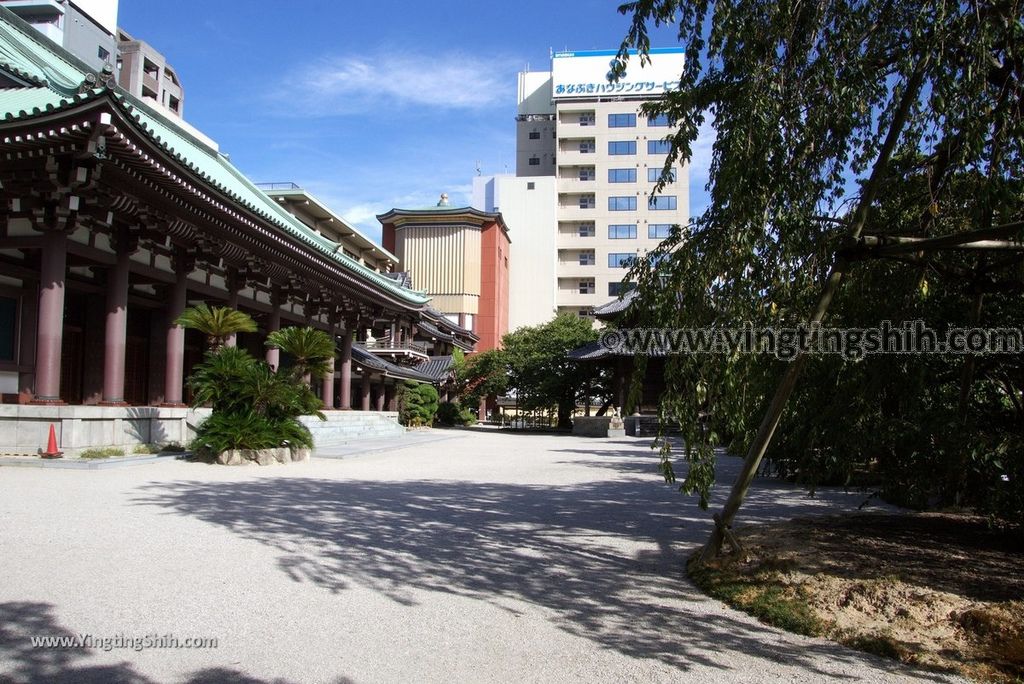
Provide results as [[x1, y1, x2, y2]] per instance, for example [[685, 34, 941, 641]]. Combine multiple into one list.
[[265, 326, 336, 383], [175, 303, 257, 351], [186, 346, 324, 457]]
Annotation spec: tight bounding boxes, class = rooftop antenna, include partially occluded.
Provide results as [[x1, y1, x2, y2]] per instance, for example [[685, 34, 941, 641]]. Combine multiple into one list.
[[475, 161, 481, 176]]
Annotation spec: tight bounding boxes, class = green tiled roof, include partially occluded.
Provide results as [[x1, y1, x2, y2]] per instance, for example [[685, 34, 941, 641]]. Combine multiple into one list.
[[0, 10, 84, 92], [0, 7, 428, 307]]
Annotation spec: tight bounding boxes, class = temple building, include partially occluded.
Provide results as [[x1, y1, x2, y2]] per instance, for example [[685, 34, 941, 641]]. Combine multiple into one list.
[[0, 7, 473, 455], [378, 196, 510, 354]]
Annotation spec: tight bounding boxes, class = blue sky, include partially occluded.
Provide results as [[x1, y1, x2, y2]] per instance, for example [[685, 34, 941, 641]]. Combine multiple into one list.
[[118, 1, 710, 242]]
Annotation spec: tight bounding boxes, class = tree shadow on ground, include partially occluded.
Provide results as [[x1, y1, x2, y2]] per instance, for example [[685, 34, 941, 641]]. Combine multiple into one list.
[[0, 601, 347, 684], [129, 468, 951, 681]]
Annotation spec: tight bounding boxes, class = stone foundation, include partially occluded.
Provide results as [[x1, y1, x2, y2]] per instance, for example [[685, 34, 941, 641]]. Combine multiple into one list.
[[0, 405, 211, 458]]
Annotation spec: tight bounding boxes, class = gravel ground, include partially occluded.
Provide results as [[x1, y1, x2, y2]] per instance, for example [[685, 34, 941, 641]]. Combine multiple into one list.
[[0, 429, 963, 684]]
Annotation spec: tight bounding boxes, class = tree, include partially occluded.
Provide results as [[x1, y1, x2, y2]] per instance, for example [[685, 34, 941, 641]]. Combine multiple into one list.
[[175, 303, 257, 351], [265, 326, 336, 383], [615, 0, 1023, 559], [503, 314, 603, 429], [398, 381, 439, 426], [456, 348, 509, 409]]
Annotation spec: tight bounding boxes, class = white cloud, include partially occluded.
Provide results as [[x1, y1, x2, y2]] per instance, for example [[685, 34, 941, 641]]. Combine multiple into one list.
[[277, 50, 517, 115]]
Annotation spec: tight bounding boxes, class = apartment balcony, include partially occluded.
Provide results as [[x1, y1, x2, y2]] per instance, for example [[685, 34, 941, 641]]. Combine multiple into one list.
[[556, 177, 597, 193], [556, 261, 599, 278], [556, 290, 604, 308], [556, 231, 593, 248], [555, 148, 596, 166], [556, 204, 599, 221]]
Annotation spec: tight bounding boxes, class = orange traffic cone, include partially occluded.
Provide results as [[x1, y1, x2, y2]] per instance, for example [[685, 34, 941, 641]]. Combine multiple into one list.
[[41, 424, 63, 459]]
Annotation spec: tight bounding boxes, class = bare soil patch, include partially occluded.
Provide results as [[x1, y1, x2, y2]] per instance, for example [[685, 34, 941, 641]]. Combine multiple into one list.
[[688, 513, 1024, 682]]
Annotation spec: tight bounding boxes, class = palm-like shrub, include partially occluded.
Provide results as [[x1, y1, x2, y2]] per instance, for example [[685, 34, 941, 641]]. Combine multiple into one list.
[[265, 326, 336, 381], [175, 303, 257, 351], [187, 347, 324, 458]]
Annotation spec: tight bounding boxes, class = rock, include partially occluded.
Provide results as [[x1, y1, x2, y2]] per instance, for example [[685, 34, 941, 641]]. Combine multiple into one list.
[[254, 449, 276, 466], [216, 450, 244, 465], [272, 447, 290, 464], [291, 447, 311, 462]]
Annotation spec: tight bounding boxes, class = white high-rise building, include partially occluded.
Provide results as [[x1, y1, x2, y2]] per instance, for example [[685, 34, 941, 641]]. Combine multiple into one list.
[[512, 48, 689, 319]]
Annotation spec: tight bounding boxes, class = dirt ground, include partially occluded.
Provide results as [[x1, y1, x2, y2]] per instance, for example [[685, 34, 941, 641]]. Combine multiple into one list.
[[693, 513, 1024, 682]]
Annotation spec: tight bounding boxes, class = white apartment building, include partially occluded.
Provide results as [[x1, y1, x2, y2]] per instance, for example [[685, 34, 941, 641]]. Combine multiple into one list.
[[471, 174, 557, 331], [514, 48, 688, 318]]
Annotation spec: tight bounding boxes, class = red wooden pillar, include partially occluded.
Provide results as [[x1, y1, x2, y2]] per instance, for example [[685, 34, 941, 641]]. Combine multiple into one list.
[[32, 230, 67, 404], [224, 268, 242, 348], [360, 371, 371, 411], [161, 254, 191, 407], [101, 237, 133, 405], [339, 327, 354, 409], [265, 288, 281, 371], [321, 356, 336, 410]]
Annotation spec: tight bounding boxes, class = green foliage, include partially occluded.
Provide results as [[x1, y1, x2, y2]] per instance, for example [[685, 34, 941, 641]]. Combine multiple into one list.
[[265, 326, 337, 380], [457, 348, 508, 408], [175, 303, 257, 351], [435, 401, 477, 427], [398, 381, 439, 426], [79, 447, 125, 459], [190, 411, 313, 456], [188, 347, 323, 457], [502, 314, 604, 429], [616, 1, 1024, 515]]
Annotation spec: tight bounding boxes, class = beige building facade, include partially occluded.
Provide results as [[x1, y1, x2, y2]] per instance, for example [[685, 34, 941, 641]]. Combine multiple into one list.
[[471, 174, 557, 332], [116, 28, 183, 117], [514, 49, 689, 318]]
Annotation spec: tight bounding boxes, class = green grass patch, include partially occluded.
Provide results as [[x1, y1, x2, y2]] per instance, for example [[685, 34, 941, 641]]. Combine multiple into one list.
[[687, 555, 824, 637], [79, 447, 125, 459]]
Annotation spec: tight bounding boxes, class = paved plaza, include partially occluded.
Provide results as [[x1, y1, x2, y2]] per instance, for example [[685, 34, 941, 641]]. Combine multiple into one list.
[[0, 431, 961, 683]]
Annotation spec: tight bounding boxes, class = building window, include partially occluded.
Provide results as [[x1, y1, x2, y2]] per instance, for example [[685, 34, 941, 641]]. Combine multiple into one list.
[[97, 46, 110, 61], [0, 295, 16, 361], [648, 167, 677, 183], [578, 250, 596, 265], [608, 196, 637, 211], [608, 168, 637, 183], [579, 112, 595, 126], [528, 130, 541, 140], [649, 196, 678, 210], [579, 140, 596, 153], [529, 157, 540, 166], [527, 182, 535, 189], [608, 224, 637, 239], [608, 141, 637, 155], [579, 167, 595, 181], [578, 222, 596, 237], [648, 114, 672, 127], [608, 253, 636, 268], [579, 195, 596, 209], [608, 113, 637, 128], [649, 223, 673, 239], [648, 140, 672, 154], [608, 281, 635, 296], [579, 279, 596, 294]]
